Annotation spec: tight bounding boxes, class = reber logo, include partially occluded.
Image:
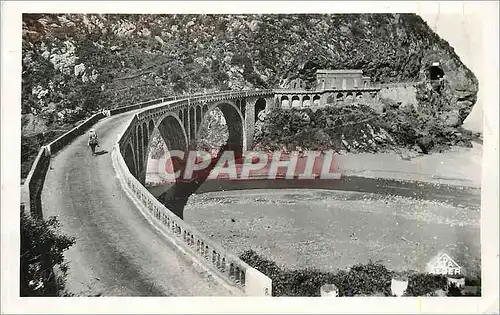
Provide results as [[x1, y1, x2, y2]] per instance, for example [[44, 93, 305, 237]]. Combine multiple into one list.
[[148, 150, 341, 183]]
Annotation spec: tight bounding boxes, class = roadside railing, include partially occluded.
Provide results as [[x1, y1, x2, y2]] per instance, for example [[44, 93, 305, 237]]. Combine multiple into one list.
[[113, 137, 270, 295], [21, 146, 50, 218]]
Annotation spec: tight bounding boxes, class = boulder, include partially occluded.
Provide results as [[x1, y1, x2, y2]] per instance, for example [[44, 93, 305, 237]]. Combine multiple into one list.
[[299, 112, 311, 123], [257, 110, 267, 121], [342, 139, 351, 150], [440, 110, 461, 127], [399, 148, 420, 160], [416, 135, 434, 154]]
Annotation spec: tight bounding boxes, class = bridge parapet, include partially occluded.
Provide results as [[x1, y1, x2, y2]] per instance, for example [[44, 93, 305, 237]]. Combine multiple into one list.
[[113, 90, 274, 296], [374, 81, 423, 89], [21, 145, 50, 218], [135, 89, 274, 123], [112, 140, 271, 295]]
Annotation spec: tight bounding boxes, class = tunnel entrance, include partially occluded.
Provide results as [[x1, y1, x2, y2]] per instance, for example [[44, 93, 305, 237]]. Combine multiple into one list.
[[428, 65, 445, 80]]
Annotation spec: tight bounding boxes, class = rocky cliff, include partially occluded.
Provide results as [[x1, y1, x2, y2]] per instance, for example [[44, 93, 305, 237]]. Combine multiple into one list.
[[21, 13, 479, 176]]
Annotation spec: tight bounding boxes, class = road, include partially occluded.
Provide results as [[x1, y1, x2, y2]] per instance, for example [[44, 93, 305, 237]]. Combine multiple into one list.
[[41, 112, 233, 297]]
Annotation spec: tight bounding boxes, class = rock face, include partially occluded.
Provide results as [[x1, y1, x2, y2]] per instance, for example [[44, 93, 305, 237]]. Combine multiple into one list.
[[22, 14, 478, 128], [254, 104, 399, 153], [420, 50, 478, 122]]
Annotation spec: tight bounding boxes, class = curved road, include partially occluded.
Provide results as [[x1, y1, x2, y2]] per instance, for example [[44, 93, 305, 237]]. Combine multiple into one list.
[[41, 111, 233, 297]]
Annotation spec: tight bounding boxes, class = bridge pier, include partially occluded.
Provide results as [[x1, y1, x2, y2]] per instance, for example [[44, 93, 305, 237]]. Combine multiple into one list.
[[244, 97, 255, 151]]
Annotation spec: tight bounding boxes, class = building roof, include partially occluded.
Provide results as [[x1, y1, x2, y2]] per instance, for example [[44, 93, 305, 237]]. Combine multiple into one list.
[[316, 69, 364, 74]]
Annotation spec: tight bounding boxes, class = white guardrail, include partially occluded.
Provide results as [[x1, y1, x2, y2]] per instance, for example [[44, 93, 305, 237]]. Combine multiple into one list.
[[21, 89, 273, 296]]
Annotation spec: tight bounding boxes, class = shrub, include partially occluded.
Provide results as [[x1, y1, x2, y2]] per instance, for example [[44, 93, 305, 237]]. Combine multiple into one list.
[[20, 209, 75, 296], [239, 250, 479, 297], [403, 273, 448, 296]]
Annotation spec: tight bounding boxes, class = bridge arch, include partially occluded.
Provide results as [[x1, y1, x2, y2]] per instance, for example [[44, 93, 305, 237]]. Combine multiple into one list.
[[137, 124, 144, 177], [154, 112, 189, 154], [196, 105, 202, 132], [142, 122, 149, 166], [281, 96, 290, 107], [313, 95, 320, 106], [197, 100, 245, 157], [124, 142, 137, 178], [255, 98, 267, 123], [148, 120, 154, 136], [183, 108, 189, 136], [240, 99, 246, 117], [302, 95, 311, 107]]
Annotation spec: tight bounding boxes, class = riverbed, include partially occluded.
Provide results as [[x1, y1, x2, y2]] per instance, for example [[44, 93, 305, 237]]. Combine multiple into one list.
[[183, 189, 481, 277]]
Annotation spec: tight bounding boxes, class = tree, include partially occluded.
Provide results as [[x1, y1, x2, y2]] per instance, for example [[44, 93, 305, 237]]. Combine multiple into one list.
[[20, 210, 75, 296]]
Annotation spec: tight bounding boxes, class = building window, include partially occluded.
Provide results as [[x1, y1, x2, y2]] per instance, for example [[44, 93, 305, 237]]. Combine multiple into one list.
[[354, 79, 358, 88]]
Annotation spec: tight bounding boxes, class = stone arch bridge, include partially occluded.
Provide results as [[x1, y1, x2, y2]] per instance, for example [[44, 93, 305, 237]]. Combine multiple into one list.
[[116, 85, 396, 218]]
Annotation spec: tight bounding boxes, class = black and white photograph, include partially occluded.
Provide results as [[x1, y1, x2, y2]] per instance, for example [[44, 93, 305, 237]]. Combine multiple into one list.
[[1, 1, 498, 314]]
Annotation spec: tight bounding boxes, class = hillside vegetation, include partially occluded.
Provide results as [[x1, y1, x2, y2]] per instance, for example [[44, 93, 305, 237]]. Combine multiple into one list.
[[22, 13, 479, 177]]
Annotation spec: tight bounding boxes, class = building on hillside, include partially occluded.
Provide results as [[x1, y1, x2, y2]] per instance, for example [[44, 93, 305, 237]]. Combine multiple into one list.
[[425, 252, 463, 276], [275, 68, 421, 110], [315, 69, 372, 91], [275, 69, 382, 108]]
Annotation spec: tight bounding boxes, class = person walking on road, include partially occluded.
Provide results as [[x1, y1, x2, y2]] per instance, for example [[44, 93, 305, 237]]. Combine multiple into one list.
[[88, 129, 99, 156]]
